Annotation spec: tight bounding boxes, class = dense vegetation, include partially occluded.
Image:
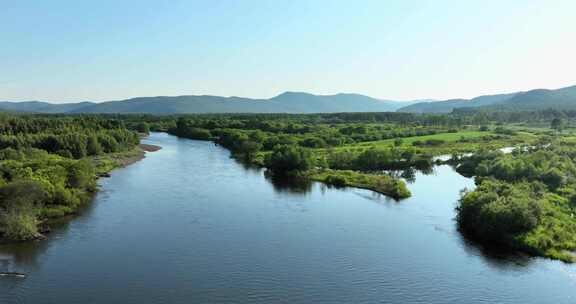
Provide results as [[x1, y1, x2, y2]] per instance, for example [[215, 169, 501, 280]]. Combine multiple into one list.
[[167, 113, 488, 198], [0, 114, 140, 241], [164, 112, 546, 199], [163, 111, 576, 261], [4, 110, 576, 263], [456, 142, 576, 261]]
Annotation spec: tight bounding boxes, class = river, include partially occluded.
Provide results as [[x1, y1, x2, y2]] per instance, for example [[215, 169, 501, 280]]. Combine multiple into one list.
[[1, 132, 575, 303]]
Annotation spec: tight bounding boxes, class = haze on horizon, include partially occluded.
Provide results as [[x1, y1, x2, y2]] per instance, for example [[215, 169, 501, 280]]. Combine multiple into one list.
[[1, 0, 575, 103]]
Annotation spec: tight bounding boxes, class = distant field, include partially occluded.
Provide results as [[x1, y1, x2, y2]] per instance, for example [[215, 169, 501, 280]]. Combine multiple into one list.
[[353, 131, 490, 147], [318, 130, 539, 156]]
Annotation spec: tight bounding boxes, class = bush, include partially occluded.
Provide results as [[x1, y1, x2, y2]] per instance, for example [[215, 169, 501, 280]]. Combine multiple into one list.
[[424, 139, 445, 146], [457, 180, 542, 242], [87, 135, 103, 155], [265, 145, 314, 173], [494, 127, 516, 135], [0, 208, 39, 240], [0, 180, 46, 210], [324, 175, 347, 187], [186, 128, 212, 140], [300, 137, 327, 148], [136, 122, 150, 134]]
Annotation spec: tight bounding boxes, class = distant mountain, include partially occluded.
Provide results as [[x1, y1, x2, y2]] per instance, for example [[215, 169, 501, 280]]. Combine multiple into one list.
[[397, 92, 518, 113], [0, 101, 95, 113], [0, 92, 416, 114], [496, 85, 576, 110], [397, 85, 576, 113], [3, 84, 575, 114]]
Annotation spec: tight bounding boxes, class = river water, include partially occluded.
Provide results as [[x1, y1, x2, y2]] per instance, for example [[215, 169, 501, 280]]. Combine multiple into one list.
[[1, 132, 575, 303]]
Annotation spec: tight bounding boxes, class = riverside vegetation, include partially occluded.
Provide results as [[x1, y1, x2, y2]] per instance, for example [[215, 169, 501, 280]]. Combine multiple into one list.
[[3, 110, 576, 263], [0, 114, 141, 241], [162, 111, 576, 261], [455, 141, 576, 262], [165, 112, 546, 198]]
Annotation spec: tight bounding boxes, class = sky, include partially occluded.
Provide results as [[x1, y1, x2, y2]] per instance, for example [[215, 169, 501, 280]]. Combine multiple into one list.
[[1, 0, 575, 102]]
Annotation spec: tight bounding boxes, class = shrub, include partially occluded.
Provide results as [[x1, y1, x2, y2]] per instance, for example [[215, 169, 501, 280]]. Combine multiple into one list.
[[265, 145, 314, 173], [0, 208, 39, 240], [324, 175, 347, 187], [457, 180, 542, 242]]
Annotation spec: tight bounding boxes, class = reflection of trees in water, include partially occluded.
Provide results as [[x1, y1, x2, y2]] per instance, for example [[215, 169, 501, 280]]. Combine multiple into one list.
[[0, 191, 100, 272], [384, 165, 434, 184], [264, 170, 313, 195], [416, 162, 434, 175], [262, 162, 536, 271], [0, 239, 50, 272], [400, 168, 416, 183], [233, 157, 262, 174], [456, 227, 535, 270]]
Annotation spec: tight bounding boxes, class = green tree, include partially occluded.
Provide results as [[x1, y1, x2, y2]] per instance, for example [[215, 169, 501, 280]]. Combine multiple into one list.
[[551, 118, 563, 132], [87, 135, 102, 155], [0, 180, 46, 240], [136, 122, 150, 134], [67, 159, 96, 190], [265, 145, 314, 173]]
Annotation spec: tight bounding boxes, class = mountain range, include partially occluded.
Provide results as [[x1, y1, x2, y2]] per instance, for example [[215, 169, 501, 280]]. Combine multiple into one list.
[[0, 84, 575, 114], [397, 84, 576, 113], [0, 92, 420, 114]]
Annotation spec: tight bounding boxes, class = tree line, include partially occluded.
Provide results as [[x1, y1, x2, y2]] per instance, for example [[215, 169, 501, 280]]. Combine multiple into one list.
[[0, 114, 140, 241]]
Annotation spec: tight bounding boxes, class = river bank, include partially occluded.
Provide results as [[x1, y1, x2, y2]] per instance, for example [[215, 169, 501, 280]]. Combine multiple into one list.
[[0, 143, 162, 244]]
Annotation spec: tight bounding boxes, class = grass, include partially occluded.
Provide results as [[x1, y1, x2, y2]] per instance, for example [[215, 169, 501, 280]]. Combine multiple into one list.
[[355, 130, 490, 147], [310, 169, 411, 200], [317, 130, 540, 156]]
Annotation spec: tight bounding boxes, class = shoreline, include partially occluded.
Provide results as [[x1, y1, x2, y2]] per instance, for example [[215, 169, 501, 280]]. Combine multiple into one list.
[[0, 142, 162, 245], [166, 131, 412, 200], [117, 144, 162, 168]]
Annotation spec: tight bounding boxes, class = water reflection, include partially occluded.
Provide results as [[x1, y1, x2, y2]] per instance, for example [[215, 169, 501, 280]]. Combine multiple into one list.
[[457, 230, 536, 270], [0, 176, 102, 273], [264, 170, 313, 195], [400, 167, 416, 183]]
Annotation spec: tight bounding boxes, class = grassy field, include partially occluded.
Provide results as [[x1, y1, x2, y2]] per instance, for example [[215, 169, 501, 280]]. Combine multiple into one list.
[[310, 169, 411, 200], [353, 130, 490, 147], [317, 130, 540, 156]]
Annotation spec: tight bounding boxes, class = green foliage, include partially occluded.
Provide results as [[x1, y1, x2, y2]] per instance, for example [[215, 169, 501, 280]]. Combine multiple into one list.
[[67, 159, 96, 190], [136, 122, 150, 134], [0, 208, 39, 240], [0, 180, 45, 240], [0, 114, 140, 241], [457, 180, 542, 241], [324, 174, 347, 187], [312, 170, 411, 199], [0, 180, 46, 210], [0, 116, 138, 159], [456, 143, 576, 261], [87, 135, 103, 155], [551, 118, 563, 132], [265, 145, 314, 173]]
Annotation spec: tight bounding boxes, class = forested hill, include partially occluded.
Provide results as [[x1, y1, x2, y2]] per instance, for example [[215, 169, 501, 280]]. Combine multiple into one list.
[[3, 84, 576, 114], [0, 92, 417, 114], [0, 101, 95, 113], [398, 84, 576, 113]]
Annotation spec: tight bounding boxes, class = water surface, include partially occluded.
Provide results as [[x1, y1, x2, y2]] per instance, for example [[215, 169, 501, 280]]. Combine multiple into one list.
[[1, 132, 575, 303]]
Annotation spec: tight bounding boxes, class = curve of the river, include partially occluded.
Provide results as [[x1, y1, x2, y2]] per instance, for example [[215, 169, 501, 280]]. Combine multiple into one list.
[[1, 132, 575, 303]]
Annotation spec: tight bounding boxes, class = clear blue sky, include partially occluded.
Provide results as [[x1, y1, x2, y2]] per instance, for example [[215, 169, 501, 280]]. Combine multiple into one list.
[[1, 0, 575, 102]]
